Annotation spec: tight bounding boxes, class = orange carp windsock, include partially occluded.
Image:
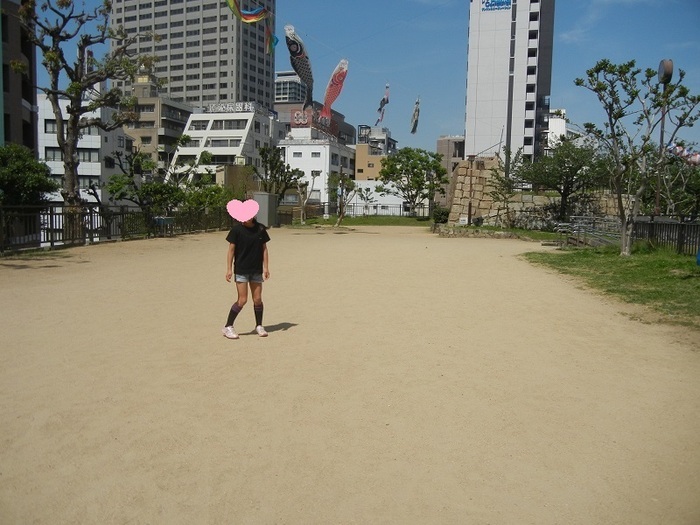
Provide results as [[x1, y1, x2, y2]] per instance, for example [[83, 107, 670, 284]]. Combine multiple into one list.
[[321, 59, 349, 121]]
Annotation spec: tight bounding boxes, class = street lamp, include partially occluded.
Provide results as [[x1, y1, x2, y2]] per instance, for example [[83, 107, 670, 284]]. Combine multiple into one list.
[[656, 59, 673, 216]]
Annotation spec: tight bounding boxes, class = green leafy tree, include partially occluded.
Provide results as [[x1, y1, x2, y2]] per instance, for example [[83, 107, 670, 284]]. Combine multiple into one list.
[[181, 175, 230, 212], [0, 143, 59, 207], [179, 174, 235, 230], [574, 59, 700, 255], [14, 0, 158, 207], [518, 137, 607, 221], [356, 185, 377, 216], [106, 149, 158, 209], [107, 139, 215, 216], [107, 148, 183, 216], [255, 146, 304, 205], [138, 182, 184, 217], [376, 147, 448, 216]]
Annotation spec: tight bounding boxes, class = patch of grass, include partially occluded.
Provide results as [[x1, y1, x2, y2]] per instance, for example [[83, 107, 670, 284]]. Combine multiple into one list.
[[438, 224, 562, 242], [500, 227, 561, 242], [523, 245, 700, 329]]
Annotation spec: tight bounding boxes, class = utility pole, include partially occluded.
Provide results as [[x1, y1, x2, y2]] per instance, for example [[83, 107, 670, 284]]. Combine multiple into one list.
[[656, 59, 673, 216]]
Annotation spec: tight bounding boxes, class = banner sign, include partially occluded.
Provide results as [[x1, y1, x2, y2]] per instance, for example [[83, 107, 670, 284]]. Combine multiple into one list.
[[482, 0, 511, 11]]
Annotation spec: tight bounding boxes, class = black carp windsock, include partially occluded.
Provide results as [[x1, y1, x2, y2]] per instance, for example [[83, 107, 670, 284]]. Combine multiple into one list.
[[285, 24, 314, 111]]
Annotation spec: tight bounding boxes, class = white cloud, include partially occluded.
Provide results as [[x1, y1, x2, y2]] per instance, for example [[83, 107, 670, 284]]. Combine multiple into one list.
[[558, 0, 668, 45]]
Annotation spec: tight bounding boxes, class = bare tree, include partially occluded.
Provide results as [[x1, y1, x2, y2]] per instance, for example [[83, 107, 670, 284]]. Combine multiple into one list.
[[487, 147, 525, 228], [329, 169, 356, 227], [14, 0, 158, 207], [575, 59, 700, 255], [296, 170, 319, 225]]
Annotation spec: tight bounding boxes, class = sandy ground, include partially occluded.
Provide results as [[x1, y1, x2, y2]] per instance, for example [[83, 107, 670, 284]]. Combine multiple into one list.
[[1, 225, 699, 524]]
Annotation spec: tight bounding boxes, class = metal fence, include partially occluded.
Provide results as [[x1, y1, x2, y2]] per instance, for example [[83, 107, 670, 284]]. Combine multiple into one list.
[[632, 217, 700, 256], [555, 215, 700, 256], [6, 204, 696, 256], [0, 201, 430, 252], [555, 216, 622, 248], [0, 204, 234, 252], [278, 202, 431, 222]]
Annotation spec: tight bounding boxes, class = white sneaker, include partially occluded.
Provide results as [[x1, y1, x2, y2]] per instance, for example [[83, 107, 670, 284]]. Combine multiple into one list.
[[222, 326, 239, 339], [255, 325, 268, 337]]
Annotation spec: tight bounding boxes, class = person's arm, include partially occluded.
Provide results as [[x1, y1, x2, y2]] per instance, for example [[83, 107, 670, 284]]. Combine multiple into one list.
[[262, 243, 270, 280], [225, 243, 235, 282]]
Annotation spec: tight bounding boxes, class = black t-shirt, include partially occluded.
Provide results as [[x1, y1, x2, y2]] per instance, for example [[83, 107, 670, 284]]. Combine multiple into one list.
[[226, 222, 270, 275]]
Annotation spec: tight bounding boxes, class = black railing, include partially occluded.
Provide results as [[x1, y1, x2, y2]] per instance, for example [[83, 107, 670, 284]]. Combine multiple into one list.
[[633, 217, 700, 256], [13, 205, 695, 256], [1, 201, 430, 252], [557, 215, 700, 256], [0, 204, 234, 252]]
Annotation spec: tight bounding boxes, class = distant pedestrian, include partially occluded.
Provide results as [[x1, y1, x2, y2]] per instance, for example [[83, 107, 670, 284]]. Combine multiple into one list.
[[222, 200, 270, 339]]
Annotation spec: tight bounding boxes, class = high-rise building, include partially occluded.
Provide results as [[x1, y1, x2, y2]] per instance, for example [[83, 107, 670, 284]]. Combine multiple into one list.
[[464, 0, 555, 162], [274, 71, 307, 104], [110, 0, 276, 110], [1, 0, 38, 150], [124, 69, 193, 171]]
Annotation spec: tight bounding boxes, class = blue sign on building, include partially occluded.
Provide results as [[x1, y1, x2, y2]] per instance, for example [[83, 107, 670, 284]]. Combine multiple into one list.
[[482, 0, 512, 11]]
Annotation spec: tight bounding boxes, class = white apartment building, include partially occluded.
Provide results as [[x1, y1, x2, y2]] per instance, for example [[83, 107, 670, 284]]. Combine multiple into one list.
[[280, 127, 405, 212], [37, 94, 132, 203], [465, 0, 555, 161], [278, 127, 355, 205], [110, 0, 276, 110], [545, 109, 595, 154], [170, 101, 285, 180]]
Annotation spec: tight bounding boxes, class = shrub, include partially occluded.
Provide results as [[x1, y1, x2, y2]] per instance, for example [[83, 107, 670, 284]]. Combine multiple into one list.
[[433, 206, 449, 224]]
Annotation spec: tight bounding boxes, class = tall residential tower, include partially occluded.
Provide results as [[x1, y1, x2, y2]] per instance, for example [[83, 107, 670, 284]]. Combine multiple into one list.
[[110, 0, 276, 110], [1, 0, 38, 149], [464, 0, 555, 161]]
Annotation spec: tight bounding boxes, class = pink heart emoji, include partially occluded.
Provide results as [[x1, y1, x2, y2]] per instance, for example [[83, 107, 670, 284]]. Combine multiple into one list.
[[226, 199, 260, 222]]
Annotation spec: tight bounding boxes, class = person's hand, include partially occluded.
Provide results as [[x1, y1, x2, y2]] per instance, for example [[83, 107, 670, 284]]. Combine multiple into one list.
[[225, 270, 232, 282], [264, 269, 270, 280]]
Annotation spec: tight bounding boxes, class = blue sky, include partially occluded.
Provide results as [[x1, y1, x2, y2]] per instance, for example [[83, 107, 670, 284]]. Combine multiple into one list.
[[37, 1, 700, 152], [275, 0, 700, 150]]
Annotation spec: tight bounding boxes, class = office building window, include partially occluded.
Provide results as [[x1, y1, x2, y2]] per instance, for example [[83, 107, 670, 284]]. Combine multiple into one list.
[[44, 119, 59, 133]]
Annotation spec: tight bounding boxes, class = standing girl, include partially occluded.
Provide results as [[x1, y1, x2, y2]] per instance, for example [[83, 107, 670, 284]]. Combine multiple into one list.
[[222, 202, 270, 339]]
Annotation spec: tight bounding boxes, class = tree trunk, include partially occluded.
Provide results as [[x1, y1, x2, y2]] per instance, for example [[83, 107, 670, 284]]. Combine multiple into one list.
[[619, 180, 647, 256], [620, 217, 634, 256], [559, 193, 568, 221]]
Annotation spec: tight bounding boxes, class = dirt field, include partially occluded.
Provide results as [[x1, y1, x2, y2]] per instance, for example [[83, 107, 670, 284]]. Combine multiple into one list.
[[1, 226, 699, 524]]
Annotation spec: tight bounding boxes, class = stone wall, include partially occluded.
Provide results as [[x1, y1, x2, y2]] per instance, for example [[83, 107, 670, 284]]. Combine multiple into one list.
[[447, 156, 623, 227]]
